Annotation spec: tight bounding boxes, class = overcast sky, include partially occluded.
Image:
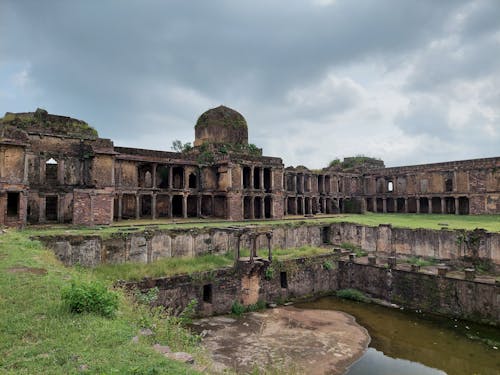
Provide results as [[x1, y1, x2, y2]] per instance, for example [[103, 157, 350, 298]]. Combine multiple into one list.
[[1, 0, 499, 168]]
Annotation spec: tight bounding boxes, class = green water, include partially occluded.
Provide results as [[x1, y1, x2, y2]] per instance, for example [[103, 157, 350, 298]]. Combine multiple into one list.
[[296, 297, 500, 375]]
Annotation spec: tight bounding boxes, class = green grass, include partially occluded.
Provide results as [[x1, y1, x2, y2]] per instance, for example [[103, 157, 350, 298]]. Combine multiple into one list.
[[340, 242, 368, 257], [91, 253, 235, 282], [23, 213, 500, 239], [336, 289, 371, 303], [404, 256, 438, 267], [0, 231, 203, 374]]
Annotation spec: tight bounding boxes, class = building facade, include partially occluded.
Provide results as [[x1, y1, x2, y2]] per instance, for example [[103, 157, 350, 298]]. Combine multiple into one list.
[[0, 106, 499, 227]]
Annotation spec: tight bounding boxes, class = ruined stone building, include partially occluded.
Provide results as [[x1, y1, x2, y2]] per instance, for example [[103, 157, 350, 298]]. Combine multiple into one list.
[[0, 106, 499, 227]]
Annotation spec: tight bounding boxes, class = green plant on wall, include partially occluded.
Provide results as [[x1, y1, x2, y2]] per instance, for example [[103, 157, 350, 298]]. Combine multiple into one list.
[[323, 260, 334, 270], [265, 266, 275, 280]]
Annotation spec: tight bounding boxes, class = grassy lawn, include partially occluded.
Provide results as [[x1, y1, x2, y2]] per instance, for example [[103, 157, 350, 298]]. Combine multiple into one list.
[[24, 213, 500, 239], [0, 231, 203, 375]]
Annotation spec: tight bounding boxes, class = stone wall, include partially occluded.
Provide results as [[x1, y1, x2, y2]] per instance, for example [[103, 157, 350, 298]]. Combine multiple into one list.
[[124, 255, 499, 325], [38, 222, 500, 267]]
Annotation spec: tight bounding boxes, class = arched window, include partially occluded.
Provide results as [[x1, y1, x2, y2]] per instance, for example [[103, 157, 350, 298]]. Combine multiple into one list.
[[46, 158, 58, 184]]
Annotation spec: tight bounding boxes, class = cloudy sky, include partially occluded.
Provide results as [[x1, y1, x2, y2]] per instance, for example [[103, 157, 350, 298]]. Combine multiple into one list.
[[1, 0, 499, 168]]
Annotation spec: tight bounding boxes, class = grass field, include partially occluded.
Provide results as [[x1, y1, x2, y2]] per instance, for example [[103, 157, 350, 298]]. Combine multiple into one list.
[[24, 213, 500, 238], [0, 231, 203, 375]]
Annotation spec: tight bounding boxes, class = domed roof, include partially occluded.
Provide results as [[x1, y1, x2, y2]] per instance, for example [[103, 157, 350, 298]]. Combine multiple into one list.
[[194, 105, 248, 146], [195, 105, 247, 130]]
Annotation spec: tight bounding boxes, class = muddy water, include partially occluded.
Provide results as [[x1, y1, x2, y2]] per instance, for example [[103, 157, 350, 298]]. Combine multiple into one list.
[[296, 297, 500, 375]]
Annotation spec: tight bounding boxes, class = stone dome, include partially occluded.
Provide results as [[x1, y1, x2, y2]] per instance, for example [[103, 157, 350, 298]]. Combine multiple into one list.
[[194, 105, 248, 146]]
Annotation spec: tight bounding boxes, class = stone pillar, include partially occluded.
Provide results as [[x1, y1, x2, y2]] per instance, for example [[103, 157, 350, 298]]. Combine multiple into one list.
[[270, 169, 274, 191], [117, 194, 123, 220], [168, 195, 173, 218], [266, 232, 272, 261], [182, 195, 187, 218], [294, 198, 298, 215], [152, 163, 157, 188], [260, 168, 264, 190], [382, 198, 387, 213], [151, 193, 157, 220], [416, 198, 420, 214], [293, 175, 297, 192], [261, 197, 265, 218], [135, 195, 140, 219], [300, 198, 305, 215], [392, 176, 397, 193], [455, 197, 459, 215], [404, 198, 408, 213], [168, 167, 173, 189], [428, 198, 433, 214], [250, 167, 254, 190], [197, 195, 202, 217], [441, 197, 446, 214], [250, 196, 255, 219]]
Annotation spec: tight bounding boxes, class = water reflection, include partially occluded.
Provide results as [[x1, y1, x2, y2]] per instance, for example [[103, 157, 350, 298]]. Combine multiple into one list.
[[296, 297, 500, 375]]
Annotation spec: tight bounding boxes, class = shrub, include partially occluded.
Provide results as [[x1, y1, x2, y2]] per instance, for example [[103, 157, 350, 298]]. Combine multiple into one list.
[[323, 261, 334, 270], [265, 266, 275, 280], [61, 280, 119, 318], [336, 289, 370, 303], [231, 301, 246, 316]]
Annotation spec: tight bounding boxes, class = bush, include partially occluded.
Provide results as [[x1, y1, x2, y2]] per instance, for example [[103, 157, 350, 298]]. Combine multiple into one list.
[[323, 261, 334, 270], [61, 280, 119, 318], [265, 266, 275, 280], [336, 289, 370, 303], [231, 301, 246, 316]]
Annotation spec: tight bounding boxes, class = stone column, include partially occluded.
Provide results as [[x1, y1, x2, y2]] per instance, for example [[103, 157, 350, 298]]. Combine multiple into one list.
[[455, 197, 459, 215], [284, 198, 288, 215], [416, 198, 420, 214], [441, 197, 446, 214], [392, 176, 397, 193], [294, 198, 298, 215], [182, 195, 187, 218], [270, 169, 274, 191], [135, 195, 140, 219], [382, 198, 387, 213], [261, 197, 265, 218], [152, 163, 157, 188], [151, 193, 157, 220], [404, 198, 408, 213], [260, 168, 264, 190], [250, 167, 254, 190], [168, 195, 173, 218], [250, 196, 255, 219], [168, 167, 173, 189], [117, 194, 123, 220], [266, 232, 272, 261], [428, 198, 433, 214], [197, 195, 202, 217]]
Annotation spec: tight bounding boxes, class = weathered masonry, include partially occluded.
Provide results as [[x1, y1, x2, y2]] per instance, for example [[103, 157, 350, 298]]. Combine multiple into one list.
[[1, 107, 499, 226]]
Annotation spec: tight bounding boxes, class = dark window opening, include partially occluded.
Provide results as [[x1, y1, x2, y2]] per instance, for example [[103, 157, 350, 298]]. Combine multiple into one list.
[[46, 162, 58, 184], [253, 167, 261, 189], [459, 197, 469, 215], [156, 195, 170, 217], [187, 195, 197, 217], [396, 198, 405, 213], [264, 196, 272, 218], [420, 197, 429, 213], [201, 195, 213, 217], [7, 192, 20, 217], [188, 173, 197, 189], [286, 175, 295, 192], [45, 196, 58, 221], [321, 226, 330, 244], [325, 176, 331, 193], [203, 284, 213, 303], [172, 195, 183, 217], [254, 196, 262, 219], [138, 164, 153, 188], [213, 196, 226, 218], [172, 167, 184, 189], [386, 198, 395, 213], [122, 194, 136, 219], [445, 178, 453, 192], [263, 168, 271, 192], [157, 166, 169, 188], [280, 271, 288, 289], [140, 195, 152, 217], [243, 166, 251, 189], [244, 196, 252, 219]]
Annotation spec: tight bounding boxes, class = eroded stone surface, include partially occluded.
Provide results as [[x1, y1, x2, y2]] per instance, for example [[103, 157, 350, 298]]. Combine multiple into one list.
[[194, 307, 369, 374]]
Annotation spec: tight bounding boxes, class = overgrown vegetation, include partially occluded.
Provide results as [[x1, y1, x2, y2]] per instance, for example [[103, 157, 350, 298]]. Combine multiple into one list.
[[171, 139, 193, 153], [336, 289, 371, 303], [404, 256, 438, 267], [0, 231, 202, 374], [340, 242, 368, 257], [231, 300, 266, 316], [328, 155, 383, 170], [61, 279, 119, 318]]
